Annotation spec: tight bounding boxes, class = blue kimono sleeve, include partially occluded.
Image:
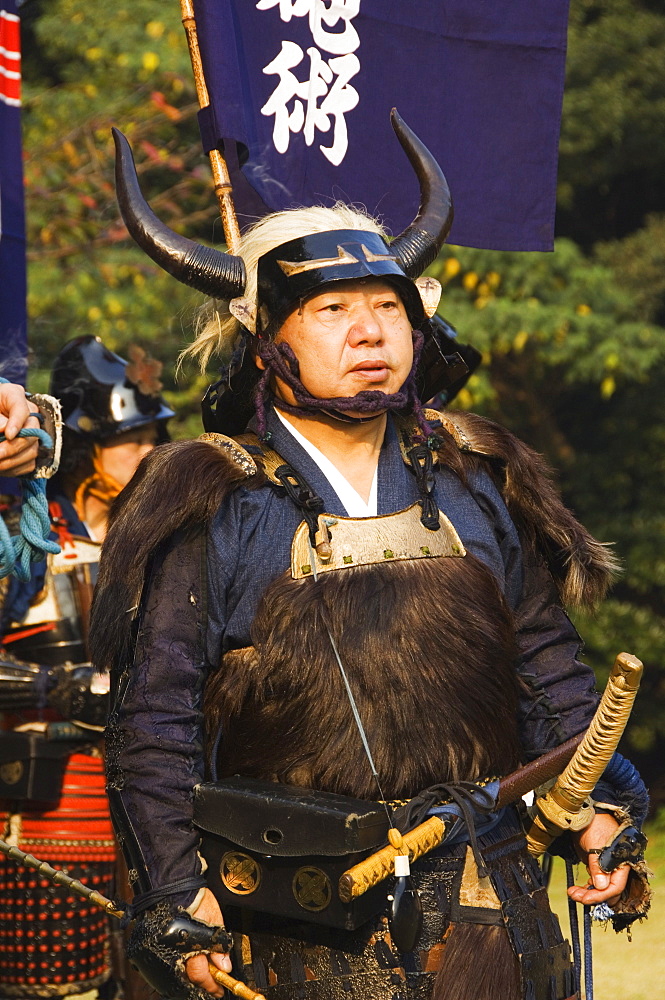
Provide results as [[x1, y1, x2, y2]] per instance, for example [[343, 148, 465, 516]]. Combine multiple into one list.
[[105, 529, 211, 908], [514, 552, 598, 756]]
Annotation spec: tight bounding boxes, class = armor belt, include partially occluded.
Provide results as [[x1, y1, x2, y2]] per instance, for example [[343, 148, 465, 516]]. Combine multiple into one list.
[[219, 811, 575, 1000], [194, 777, 392, 931], [194, 777, 501, 932]]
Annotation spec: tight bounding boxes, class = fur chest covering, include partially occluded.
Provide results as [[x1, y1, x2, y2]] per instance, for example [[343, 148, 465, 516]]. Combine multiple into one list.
[[91, 411, 617, 714], [204, 547, 522, 800]]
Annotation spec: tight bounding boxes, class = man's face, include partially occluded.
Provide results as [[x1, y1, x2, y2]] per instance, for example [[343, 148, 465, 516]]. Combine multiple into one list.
[[98, 422, 159, 487], [268, 278, 413, 407]]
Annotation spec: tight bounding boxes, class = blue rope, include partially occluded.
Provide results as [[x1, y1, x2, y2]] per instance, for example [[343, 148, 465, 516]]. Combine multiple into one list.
[[565, 860, 582, 998], [583, 905, 594, 1000], [0, 427, 61, 580], [600, 752, 649, 826]]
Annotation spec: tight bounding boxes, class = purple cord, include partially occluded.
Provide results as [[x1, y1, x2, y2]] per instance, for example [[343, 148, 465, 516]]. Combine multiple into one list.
[[254, 330, 432, 440]]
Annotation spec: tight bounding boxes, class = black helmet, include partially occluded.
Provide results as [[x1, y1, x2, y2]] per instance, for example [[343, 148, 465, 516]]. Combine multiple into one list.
[[112, 110, 453, 320], [50, 335, 174, 438]]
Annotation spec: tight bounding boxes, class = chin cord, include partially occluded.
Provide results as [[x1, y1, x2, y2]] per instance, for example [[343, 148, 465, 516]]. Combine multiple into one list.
[[256, 330, 442, 532], [254, 330, 433, 441]]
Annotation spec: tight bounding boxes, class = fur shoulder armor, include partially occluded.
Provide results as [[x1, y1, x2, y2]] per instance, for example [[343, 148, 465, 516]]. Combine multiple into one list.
[[424, 408, 620, 609], [90, 435, 263, 672], [106, 433, 262, 550]]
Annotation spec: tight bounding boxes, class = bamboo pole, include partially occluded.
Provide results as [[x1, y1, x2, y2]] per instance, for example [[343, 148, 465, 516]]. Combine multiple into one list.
[[0, 840, 265, 1000], [180, 0, 242, 254]]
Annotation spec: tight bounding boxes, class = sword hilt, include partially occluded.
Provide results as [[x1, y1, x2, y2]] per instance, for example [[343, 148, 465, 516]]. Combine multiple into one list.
[[526, 652, 643, 857], [338, 815, 447, 903]]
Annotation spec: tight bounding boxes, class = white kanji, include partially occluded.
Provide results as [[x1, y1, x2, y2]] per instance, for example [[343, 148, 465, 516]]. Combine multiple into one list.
[[261, 40, 360, 165], [261, 40, 308, 155], [256, 0, 311, 17], [303, 48, 360, 164], [256, 0, 360, 55]]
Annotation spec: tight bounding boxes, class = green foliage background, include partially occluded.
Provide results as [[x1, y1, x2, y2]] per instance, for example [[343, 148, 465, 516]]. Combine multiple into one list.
[[20, 0, 665, 799]]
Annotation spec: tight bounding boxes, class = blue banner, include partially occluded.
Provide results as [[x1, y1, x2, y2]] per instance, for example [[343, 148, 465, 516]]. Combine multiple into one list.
[[0, 1, 27, 384], [193, 0, 570, 251]]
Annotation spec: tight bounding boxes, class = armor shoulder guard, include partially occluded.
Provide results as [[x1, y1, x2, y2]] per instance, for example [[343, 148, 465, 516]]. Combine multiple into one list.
[[197, 432, 259, 477], [90, 437, 264, 673], [424, 408, 620, 609]]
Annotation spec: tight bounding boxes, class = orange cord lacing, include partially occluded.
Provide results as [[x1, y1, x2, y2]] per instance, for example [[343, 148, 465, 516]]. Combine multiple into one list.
[[73, 445, 124, 523]]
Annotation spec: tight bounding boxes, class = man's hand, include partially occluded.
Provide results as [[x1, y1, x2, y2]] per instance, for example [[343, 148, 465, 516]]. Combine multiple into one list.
[[184, 888, 231, 995], [0, 384, 41, 476], [567, 811, 630, 906]]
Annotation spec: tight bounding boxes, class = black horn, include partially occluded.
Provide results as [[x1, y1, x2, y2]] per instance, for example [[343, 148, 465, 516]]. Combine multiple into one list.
[[112, 128, 246, 300], [389, 109, 454, 278]]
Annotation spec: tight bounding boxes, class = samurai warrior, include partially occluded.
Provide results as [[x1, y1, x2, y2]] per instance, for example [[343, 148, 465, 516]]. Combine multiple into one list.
[[0, 337, 172, 999], [89, 113, 650, 1000]]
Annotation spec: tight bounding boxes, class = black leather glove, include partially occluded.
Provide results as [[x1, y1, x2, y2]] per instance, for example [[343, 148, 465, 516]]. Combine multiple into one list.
[[48, 663, 109, 729], [127, 903, 233, 1000]]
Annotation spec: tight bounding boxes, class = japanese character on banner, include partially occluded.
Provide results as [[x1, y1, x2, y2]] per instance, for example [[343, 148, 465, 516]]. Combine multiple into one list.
[[258, 0, 361, 165], [256, 0, 360, 55], [261, 41, 360, 165]]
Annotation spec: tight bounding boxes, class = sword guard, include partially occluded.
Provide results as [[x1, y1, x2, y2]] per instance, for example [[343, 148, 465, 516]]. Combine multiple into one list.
[[530, 792, 595, 833], [526, 794, 595, 858]]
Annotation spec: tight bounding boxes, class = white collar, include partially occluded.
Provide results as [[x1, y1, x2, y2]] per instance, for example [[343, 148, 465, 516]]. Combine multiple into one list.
[[274, 409, 378, 517]]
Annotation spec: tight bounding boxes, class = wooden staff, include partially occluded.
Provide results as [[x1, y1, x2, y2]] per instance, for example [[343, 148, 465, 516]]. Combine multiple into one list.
[[179, 0, 242, 254], [0, 840, 265, 1000]]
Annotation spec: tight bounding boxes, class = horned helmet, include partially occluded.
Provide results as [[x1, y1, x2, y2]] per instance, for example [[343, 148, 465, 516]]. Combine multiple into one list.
[[112, 111, 476, 433]]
